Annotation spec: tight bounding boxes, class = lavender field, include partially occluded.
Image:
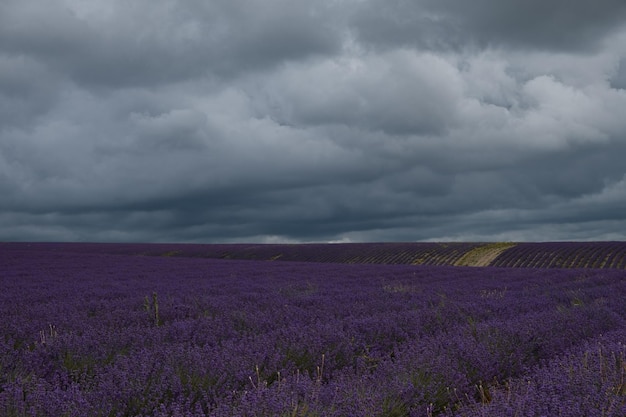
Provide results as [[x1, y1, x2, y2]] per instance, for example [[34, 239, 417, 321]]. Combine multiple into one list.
[[2, 243, 626, 416]]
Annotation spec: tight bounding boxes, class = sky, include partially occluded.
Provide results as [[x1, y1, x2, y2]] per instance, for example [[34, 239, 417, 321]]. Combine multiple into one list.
[[1, 0, 626, 243]]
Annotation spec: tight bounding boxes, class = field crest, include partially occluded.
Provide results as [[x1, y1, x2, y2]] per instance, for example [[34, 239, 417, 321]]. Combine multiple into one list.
[[3, 241, 626, 269]]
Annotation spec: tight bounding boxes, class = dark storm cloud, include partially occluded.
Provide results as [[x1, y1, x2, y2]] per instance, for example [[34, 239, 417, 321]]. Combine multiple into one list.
[[611, 59, 626, 89], [1, 0, 626, 243], [353, 0, 626, 52], [0, 55, 62, 129], [0, 0, 342, 89]]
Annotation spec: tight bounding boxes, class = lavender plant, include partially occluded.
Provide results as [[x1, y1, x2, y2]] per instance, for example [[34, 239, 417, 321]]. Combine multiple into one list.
[[144, 291, 161, 327]]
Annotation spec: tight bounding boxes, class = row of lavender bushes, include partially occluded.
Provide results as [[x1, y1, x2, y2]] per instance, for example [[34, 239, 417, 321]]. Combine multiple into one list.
[[0, 242, 484, 266], [1, 245, 626, 416], [489, 241, 626, 269]]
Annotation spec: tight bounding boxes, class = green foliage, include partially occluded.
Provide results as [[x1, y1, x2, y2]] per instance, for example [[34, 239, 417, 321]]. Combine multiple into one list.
[[380, 395, 410, 417]]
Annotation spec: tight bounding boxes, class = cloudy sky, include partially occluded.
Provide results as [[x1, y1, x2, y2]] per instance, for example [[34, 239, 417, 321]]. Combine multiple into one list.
[[2, 0, 626, 243]]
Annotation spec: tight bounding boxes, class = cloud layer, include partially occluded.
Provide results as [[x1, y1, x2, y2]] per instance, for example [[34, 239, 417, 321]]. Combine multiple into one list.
[[2, 0, 626, 242]]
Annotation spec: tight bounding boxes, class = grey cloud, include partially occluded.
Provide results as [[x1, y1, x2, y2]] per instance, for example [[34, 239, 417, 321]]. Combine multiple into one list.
[[2, 0, 626, 243], [611, 58, 626, 89], [0, 0, 343, 90], [258, 50, 462, 135], [0, 55, 62, 129], [353, 0, 626, 52]]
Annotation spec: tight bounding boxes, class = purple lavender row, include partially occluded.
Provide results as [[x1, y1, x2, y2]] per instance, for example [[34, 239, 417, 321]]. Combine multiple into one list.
[[2, 247, 626, 416], [490, 241, 626, 269], [0, 241, 485, 265], [447, 328, 626, 417]]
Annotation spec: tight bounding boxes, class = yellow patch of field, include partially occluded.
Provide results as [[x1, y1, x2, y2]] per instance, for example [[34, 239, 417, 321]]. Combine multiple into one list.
[[454, 242, 517, 267]]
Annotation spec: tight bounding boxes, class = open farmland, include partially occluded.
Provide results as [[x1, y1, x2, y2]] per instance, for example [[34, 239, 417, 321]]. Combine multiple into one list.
[[6, 241, 626, 268], [2, 243, 626, 416]]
